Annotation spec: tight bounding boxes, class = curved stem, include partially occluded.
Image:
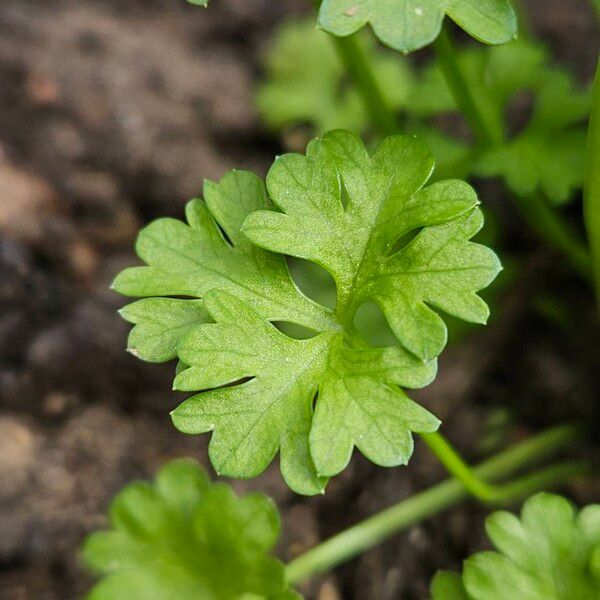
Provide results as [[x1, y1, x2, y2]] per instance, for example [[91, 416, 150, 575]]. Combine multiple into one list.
[[331, 34, 399, 137], [516, 193, 593, 282], [421, 428, 581, 503], [584, 54, 600, 307], [433, 26, 500, 148], [420, 431, 499, 502], [286, 425, 583, 585]]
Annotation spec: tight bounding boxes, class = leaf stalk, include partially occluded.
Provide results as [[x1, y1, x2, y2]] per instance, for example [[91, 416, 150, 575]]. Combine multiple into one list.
[[432, 26, 500, 148], [331, 34, 399, 137]]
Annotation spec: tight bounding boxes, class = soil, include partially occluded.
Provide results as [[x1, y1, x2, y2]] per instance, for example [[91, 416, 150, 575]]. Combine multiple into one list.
[[0, 1, 598, 599]]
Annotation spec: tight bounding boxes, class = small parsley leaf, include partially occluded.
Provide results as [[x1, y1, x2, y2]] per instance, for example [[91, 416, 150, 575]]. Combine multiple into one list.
[[83, 459, 299, 600], [474, 67, 591, 204], [318, 0, 517, 53], [410, 40, 591, 203], [120, 298, 209, 363], [431, 493, 600, 599], [172, 289, 438, 492]]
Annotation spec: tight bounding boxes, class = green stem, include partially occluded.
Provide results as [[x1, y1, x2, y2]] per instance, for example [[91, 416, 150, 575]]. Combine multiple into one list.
[[331, 34, 399, 137], [420, 431, 500, 502], [584, 54, 600, 306], [286, 425, 583, 584], [433, 26, 500, 148], [517, 193, 593, 282], [421, 428, 582, 503]]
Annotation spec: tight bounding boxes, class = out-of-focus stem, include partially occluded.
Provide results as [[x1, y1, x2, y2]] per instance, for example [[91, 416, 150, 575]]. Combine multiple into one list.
[[286, 425, 584, 585], [584, 54, 600, 307]]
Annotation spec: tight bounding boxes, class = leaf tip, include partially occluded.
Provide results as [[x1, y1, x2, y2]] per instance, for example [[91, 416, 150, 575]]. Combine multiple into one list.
[[127, 347, 140, 358]]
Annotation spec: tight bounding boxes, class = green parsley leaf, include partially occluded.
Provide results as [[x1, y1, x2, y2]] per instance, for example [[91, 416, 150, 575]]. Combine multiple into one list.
[[115, 130, 501, 493], [410, 40, 591, 203], [83, 459, 299, 600], [474, 67, 591, 204], [256, 18, 412, 135], [318, 0, 517, 53], [120, 299, 209, 363], [431, 492, 600, 599], [431, 571, 470, 600]]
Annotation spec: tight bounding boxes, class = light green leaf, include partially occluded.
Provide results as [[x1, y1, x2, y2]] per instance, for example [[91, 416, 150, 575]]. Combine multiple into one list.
[[474, 69, 591, 204], [243, 131, 500, 360], [256, 18, 412, 135], [431, 492, 600, 599], [318, 0, 517, 53], [83, 459, 296, 599], [187, 0, 209, 6], [115, 130, 500, 493]]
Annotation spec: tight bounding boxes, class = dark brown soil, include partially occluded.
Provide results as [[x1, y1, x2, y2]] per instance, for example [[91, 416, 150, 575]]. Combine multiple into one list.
[[0, 1, 598, 599]]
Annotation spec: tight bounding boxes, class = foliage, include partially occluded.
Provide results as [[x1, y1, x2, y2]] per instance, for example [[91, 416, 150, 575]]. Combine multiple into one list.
[[431, 493, 600, 599], [257, 24, 589, 202], [256, 18, 411, 135], [83, 460, 299, 600], [114, 130, 500, 494], [187, 0, 209, 6], [410, 40, 591, 203], [318, 0, 517, 53]]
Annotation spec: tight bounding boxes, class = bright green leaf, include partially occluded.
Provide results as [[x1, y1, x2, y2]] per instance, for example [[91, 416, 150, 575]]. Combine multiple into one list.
[[83, 459, 296, 600], [187, 0, 209, 6], [318, 0, 517, 53], [115, 130, 501, 493], [431, 571, 470, 600], [256, 18, 412, 135], [120, 298, 209, 363], [431, 493, 600, 599]]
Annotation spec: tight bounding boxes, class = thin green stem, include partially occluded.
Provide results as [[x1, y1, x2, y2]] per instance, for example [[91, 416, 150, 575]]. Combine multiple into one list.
[[433, 26, 500, 148], [421, 428, 582, 503], [516, 193, 593, 282], [286, 425, 583, 584], [331, 34, 399, 137], [584, 54, 600, 307], [311, 0, 397, 137], [420, 431, 499, 502]]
